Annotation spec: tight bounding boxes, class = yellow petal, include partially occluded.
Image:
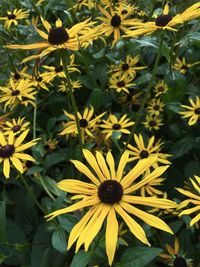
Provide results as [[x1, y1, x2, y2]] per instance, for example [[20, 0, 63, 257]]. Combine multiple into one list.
[[10, 157, 24, 173], [116, 150, 129, 181], [3, 158, 10, 178]]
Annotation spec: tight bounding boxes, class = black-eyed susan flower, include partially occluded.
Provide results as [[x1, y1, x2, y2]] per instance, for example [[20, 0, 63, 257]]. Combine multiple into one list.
[[0, 78, 37, 110], [6, 17, 97, 62], [109, 55, 146, 79], [43, 138, 58, 153], [126, 134, 171, 167], [97, 3, 141, 46], [179, 96, 200, 126], [143, 115, 163, 131], [109, 74, 135, 94], [176, 175, 200, 227], [58, 80, 81, 93], [59, 106, 106, 143], [32, 75, 49, 91], [119, 92, 142, 110], [0, 130, 39, 178], [172, 57, 200, 74], [154, 80, 168, 97], [45, 149, 177, 265], [3, 117, 30, 136], [0, 9, 29, 30], [99, 113, 134, 140], [159, 237, 193, 267], [41, 55, 80, 83], [11, 66, 31, 82], [147, 98, 164, 116], [126, 3, 200, 37]]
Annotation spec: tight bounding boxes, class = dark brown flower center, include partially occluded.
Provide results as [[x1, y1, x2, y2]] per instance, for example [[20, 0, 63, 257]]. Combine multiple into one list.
[[12, 125, 21, 132], [182, 65, 188, 70], [117, 81, 125, 87], [11, 90, 20, 96], [36, 76, 42, 82], [79, 119, 88, 128], [112, 123, 121, 130], [121, 10, 128, 15], [140, 150, 149, 159], [154, 105, 160, 110], [14, 72, 21, 80], [26, 161, 33, 168], [48, 27, 69, 45], [149, 120, 156, 127], [194, 107, 200, 114], [44, 144, 50, 150], [0, 145, 15, 158], [7, 13, 16, 20], [55, 65, 63, 72], [173, 256, 187, 267], [98, 180, 123, 204], [158, 86, 164, 92], [155, 14, 172, 27], [122, 63, 129, 71], [111, 15, 121, 27]]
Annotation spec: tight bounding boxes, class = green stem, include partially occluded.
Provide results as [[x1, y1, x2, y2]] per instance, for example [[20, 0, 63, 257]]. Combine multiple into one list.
[[60, 49, 82, 146], [33, 100, 37, 139], [19, 173, 45, 214], [122, 32, 165, 154], [38, 175, 55, 200]]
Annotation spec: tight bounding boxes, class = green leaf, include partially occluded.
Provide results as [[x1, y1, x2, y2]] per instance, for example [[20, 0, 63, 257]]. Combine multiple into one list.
[[184, 161, 200, 178], [89, 88, 104, 111], [52, 229, 67, 254], [120, 247, 162, 267], [70, 251, 92, 267], [45, 152, 67, 169], [0, 199, 6, 242]]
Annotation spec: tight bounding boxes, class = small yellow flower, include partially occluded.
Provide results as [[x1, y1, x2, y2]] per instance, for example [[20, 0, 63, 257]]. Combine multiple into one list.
[[109, 74, 135, 94], [99, 113, 134, 140], [0, 9, 29, 30], [143, 115, 163, 131], [58, 80, 81, 93], [154, 80, 168, 97], [0, 130, 39, 178], [173, 57, 200, 74], [179, 96, 200, 126], [3, 117, 30, 136], [147, 98, 164, 116]]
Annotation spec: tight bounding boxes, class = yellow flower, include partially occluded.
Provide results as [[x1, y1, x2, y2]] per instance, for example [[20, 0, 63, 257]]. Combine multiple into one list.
[[11, 66, 31, 82], [176, 175, 200, 227], [58, 80, 81, 93], [143, 115, 163, 131], [147, 98, 164, 116], [41, 55, 80, 83], [179, 96, 200, 126], [0, 130, 39, 178], [0, 78, 37, 110], [159, 237, 193, 267], [45, 149, 177, 265], [154, 80, 168, 97], [59, 106, 106, 143], [99, 113, 134, 140], [3, 117, 30, 136], [119, 92, 142, 110], [109, 74, 135, 94], [126, 3, 200, 37], [43, 139, 58, 152], [73, 0, 96, 10], [126, 134, 171, 167], [173, 57, 200, 74], [97, 3, 141, 46], [0, 9, 29, 30], [5, 17, 97, 63], [109, 55, 146, 79]]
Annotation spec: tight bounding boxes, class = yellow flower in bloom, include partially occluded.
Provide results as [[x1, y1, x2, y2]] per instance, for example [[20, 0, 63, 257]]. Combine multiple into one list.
[[59, 106, 106, 143], [179, 96, 200, 126], [109, 74, 135, 94], [119, 92, 142, 110], [109, 55, 146, 79], [99, 113, 134, 140], [126, 134, 171, 167], [58, 80, 81, 93], [11, 66, 31, 82], [143, 115, 163, 131], [3, 117, 30, 136], [41, 55, 80, 83], [147, 98, 164, 116], [173, 57, 200, 74], [45, 149, 177, 265], [176, 175, 200, 227], [0, 130, 39, 178], [0, 9, 29, 30], [126, 3, 200, 37], [43, 139, 58, 153], [5, 17, 97, 63], [159, 237, 193, 267], [97, 3, 141, 46], [0, 78, 37, 110], [154, 80, 168, 97]]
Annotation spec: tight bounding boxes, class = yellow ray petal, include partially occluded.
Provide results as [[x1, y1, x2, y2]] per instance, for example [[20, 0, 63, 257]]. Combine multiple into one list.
[[57, 179, 97, 195], [116, 150, 129, 181], [3, 158, 10, 178], [10, 156, 23, 173]]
